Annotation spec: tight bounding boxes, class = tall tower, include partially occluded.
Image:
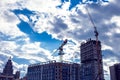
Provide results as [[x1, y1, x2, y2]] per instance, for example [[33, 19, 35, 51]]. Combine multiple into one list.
[[80, 39, 104, 80], [2, 57, 13, 76]]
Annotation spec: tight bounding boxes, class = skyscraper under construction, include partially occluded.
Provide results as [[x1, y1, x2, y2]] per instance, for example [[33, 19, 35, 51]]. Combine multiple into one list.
[[80, 39, 104, 80]]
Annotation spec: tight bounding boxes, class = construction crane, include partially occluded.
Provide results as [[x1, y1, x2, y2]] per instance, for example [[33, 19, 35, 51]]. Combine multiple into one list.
[[85, 6, 102, 80], [52, 39, 68, 62]]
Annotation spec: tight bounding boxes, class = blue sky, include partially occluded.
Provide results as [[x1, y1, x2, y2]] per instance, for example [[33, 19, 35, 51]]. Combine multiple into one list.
[[0, 0, 119, 80]]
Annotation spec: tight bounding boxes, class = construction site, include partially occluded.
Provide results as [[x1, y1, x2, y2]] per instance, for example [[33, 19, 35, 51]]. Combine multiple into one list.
[[27, 7, 105, 80], [28, 60, 80, 80]]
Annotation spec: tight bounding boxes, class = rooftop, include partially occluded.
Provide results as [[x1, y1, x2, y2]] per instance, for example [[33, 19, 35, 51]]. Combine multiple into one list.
[[29, 60, 80, 67]]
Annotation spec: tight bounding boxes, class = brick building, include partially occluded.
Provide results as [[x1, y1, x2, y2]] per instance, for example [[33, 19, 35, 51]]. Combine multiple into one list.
[[27, 60, 80, 80]]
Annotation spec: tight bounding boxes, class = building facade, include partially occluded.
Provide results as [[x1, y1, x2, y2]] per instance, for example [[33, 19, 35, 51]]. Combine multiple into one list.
[[110, 63, 120, 80], [80, 39, 104, 80], [27, 60, 80, 80]]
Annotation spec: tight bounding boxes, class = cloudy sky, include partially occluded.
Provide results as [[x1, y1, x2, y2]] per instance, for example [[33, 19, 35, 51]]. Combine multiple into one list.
[[0, 0, 120, 79]]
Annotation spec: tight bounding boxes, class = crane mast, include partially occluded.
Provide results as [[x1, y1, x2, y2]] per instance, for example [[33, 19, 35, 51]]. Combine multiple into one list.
[[58, 39, 67, 62], [85, 6, 102, 80]]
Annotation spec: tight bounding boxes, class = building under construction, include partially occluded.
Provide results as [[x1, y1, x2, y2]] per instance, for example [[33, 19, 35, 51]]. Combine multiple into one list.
[[27, 6, 105, 80], [80, 39, 104, 80], [27, 60, 80, 80]]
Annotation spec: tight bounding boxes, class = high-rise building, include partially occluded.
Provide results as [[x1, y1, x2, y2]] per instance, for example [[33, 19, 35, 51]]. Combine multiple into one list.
[[109, 63, 120, 80], [27, 60, 80, 80], [80, 39, 104, 80]]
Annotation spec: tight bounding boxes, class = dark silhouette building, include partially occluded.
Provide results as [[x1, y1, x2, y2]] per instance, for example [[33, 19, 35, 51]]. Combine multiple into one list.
[[14, 71, 20, 79], [0, 57, 20, 80], [110, 63, 120, 80], [27, 60, 80, 80], [80, 39, 104, 80], [2, 57, 13, 76]]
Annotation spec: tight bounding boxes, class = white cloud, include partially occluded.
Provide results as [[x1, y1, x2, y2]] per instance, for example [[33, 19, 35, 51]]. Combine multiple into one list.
[[109, 0, 117, 4], [0, 10, 26, 39], [0, 41, 19, 57], [0, 38, 53, 71], [102, 44, 113, 50], [20, 0, 61, 12], [111, 16, 120, 32], [18, 14, 29, 22], [0, 0, 18, 4], [21, 42, 41, 54], [12, 41, 53, 62]]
